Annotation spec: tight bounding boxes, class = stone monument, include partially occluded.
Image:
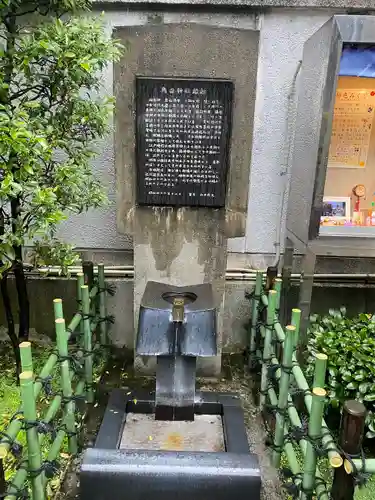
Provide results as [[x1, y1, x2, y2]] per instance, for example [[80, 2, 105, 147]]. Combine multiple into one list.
[[114, 22, 259, 374]]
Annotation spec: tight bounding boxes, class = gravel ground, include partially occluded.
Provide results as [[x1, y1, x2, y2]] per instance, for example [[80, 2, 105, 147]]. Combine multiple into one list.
[[57, 352, 282, 500]]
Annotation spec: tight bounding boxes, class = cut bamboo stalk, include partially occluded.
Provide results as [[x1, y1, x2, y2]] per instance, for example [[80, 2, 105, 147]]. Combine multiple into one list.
[[20, 342, 33, 373], [19, 371, 45, 500], [260, 290, 277, 410], [55, 319, 77, 454], [53, 299, 63, 320], [313, 353, 327, 389], [291, 309, 301, 351], [272, 325, 295, 468], [300, 388, 326, 499], [274, 278, 282, 312]]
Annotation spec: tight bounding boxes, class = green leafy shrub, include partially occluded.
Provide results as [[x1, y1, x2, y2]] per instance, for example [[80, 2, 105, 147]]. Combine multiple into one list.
[[307, 308, 375, 437]]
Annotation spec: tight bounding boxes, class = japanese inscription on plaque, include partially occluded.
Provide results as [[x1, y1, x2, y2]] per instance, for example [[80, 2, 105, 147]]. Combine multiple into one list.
[[135, 77, 234, 207]]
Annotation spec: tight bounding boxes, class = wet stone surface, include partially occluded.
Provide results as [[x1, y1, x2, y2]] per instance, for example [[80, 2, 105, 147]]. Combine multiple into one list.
[[57, 352, 283, 500], [120, 413, 224, 452]]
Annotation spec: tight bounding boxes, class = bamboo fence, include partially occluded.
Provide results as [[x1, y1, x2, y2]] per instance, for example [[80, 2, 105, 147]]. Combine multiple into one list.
[[248, 271, 374, 499], [0, 263, 112, 500]]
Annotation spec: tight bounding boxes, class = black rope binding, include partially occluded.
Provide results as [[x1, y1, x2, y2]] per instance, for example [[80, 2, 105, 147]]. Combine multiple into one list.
[[35, 375, 53, 397], [0, 482, 29, 499], [22, 459, 60, 480], [98, 283, 116, 296], [22, 419, 57, 442], [0, 431, 23, 457]]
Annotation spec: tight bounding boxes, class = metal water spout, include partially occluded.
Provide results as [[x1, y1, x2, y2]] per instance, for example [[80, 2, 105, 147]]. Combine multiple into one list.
[[136, 281, 217, 421]]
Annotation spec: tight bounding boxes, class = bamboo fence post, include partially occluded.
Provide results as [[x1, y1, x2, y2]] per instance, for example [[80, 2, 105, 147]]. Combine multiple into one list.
[[82, 261, 94, 289], [249, 272, 263, 370], [273, 279, 283, 361], [260, 290, 277, 411], [20, 342, 33, 373], [265, 266, 277, 292], [55, 318, 78, 454], [19, 371, 45, 500], [77, 273, 84, 344], [272, 325, 295, 468], [98, 264, 107, 346], [81, 285, 94, 403], [313, 353, 327, 389], [331, 400, 367, 500], [274, 278, 282, 314], [291, 308, 301, 351], [53, 298, 63, 320], [300, 387, 326, 500]]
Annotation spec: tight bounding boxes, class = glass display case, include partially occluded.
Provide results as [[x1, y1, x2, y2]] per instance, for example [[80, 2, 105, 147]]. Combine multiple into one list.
[[283, 15, 375, 338], [286, 15, 375, 248]]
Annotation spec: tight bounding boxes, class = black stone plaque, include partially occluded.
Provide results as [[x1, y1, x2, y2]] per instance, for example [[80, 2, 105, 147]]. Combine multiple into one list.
[[135, 77, 233, 208]]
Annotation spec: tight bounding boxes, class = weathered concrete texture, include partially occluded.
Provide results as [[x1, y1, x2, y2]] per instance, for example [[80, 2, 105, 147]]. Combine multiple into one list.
[[99, 1, 374, 6], [2, 274, 375, 359], [113, 22, 259, 375], [114, 22, 259, 238], [120, 413, 224, 451], [132, 208, 227, 376]]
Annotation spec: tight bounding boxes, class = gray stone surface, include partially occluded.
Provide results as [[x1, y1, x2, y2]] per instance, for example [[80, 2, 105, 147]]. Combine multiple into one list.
[[120, 413, 224, 452], [3, 272, 375, 361], [132, 209, 228, 375], [53, 7, 334, 259], [95, 0, 375, 7], [113, 22, 259, 374], [114, 22, 258, 237]]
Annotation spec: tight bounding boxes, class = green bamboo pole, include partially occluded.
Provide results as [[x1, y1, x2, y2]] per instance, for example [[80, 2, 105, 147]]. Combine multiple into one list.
[[272, 325, 295, 468], [256, 325, 342, 469], [0, 352, 59, 459], [249, 272, 263, 368], [261, 294, 268, 308], [82, 285, 94, 403], [345, 458, 375, 474], [268, 389, 301, 475], [19, 371, 45, 500], [313, 353, 327, 389], [98, 264, 107, 346], [55, 318, 77, 454], [291, 308, 301, 351], [20, 342, 33, 373], [53, 298, 63, 320], [268, 387, 329, 500], [5, 378, 86, 500], [260, 290, 277, 410], [274, 278, 282, 313], [300, 387, 327, 499], [0, 305, 86, 461]]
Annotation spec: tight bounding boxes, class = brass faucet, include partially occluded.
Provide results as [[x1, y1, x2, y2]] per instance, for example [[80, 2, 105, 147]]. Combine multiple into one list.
[[172, 297, 184, 323]]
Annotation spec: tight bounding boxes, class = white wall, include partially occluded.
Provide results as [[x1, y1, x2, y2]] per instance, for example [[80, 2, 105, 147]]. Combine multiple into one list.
[[56, 7, 335, 261]]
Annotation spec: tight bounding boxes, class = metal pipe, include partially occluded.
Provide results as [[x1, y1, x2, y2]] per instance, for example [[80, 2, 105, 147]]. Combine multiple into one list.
[[16, 264, 375, 287], [272, 59, 302, 268]]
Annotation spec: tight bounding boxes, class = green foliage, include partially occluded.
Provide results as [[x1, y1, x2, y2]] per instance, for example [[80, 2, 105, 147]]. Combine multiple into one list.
[[32, 237, 79, 275], [307, 308, 375, 437], [0, 1, 123, 274]]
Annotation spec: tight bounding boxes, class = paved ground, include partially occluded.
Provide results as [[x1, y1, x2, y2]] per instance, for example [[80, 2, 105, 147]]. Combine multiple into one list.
[[57, 352, 283, 500]]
